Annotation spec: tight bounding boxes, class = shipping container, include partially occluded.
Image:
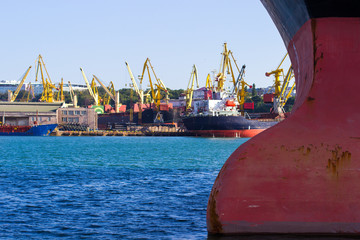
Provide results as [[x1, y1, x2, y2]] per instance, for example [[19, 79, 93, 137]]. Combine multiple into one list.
[[244, 102, 255, 110], [263, 93, 274, 103]]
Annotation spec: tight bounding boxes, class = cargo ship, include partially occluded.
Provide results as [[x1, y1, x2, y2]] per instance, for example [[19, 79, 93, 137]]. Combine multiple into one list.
[[207, 0, 360, 236], [182, 94, 278, 138], [0, 124, 57, 136], [182, 43, 280, 138]]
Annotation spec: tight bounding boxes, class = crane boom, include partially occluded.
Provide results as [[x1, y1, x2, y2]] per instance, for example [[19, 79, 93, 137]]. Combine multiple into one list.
[[10, 66, 32, 102], [68, 81, 75, 102], [125, 62, 141, 97], [80, 67, 98, 105], [93, 75, 115, 101]]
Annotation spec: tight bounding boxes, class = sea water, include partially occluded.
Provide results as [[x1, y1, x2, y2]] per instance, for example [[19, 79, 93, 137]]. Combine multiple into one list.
[[0, 136, 247, 239]]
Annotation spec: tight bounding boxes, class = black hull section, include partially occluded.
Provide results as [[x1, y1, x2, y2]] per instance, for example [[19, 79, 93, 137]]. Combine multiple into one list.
[[261, 0, 360, 47], [182, 115, 277, 131]]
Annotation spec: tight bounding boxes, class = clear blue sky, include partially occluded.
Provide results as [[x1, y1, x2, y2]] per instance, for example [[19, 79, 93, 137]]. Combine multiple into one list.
[[0, 0, 289, 90]]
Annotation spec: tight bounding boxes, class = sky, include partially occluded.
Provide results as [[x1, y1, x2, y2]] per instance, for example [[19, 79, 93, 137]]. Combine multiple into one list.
[[0, 0, 290, 90]]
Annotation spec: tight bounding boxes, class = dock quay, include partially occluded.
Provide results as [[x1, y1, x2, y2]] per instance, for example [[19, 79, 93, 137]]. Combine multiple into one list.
[[52, 125, 195, 137]]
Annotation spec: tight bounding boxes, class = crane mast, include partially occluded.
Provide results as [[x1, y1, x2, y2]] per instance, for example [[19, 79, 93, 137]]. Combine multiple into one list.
[[185, 64, 199, 112], [205, 74, 213, 91], [265, 53, 295, 116], [68, 81, 75, 102], [125, 61, 144, 123], [56, 78, 64, 102]]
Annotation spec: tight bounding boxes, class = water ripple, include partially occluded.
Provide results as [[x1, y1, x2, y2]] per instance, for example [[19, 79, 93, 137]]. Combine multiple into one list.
[[0, 136, 247, 239]]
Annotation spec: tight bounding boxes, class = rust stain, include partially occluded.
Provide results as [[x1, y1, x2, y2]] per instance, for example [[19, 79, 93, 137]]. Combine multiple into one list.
[[307, 96, 315, 102], [207, 189, 223, 233], [327, 145, 352, 177], [236, 151, 247, 162]]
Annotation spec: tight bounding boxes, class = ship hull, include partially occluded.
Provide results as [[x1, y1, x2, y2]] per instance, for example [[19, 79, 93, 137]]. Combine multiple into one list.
[[0, 124, 57, 136], [207, 0, 360, 236], [183, 116, 278, 138], [182, 115, 277, 138]]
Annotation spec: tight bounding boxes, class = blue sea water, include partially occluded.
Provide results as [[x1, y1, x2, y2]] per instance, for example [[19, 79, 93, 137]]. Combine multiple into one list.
[[0, 136, 247, 239]]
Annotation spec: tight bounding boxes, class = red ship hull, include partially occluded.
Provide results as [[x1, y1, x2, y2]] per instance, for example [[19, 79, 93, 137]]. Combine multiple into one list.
[[207, 1, 360, 236], [190, 129, 265, 138]]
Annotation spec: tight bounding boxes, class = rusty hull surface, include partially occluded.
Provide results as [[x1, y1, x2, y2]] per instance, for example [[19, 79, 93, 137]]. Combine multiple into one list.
[[207, 13, 360, 236]]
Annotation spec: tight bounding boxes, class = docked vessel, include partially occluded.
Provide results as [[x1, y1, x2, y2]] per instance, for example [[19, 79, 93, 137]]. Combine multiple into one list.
[[207, 0, 360, 236], [182, 43, 279, 138], [182, 94, 278, 138], [0, 124, 57, 136]]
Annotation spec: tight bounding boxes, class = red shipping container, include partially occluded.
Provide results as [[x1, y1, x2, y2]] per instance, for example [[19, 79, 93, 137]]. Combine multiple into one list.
[[244, 102, 254, 110], [160, 104, 169, 111], [263, 93, 274, 103], [104, 104, 112, 112]]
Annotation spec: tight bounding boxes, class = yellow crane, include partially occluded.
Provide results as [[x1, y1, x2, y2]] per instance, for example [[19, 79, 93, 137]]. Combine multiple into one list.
[[93, 75, 116, 105], [68, 81, 75, 103], [125, 61, 144, 105], [231, 65, 250, 115], [265, 53, 296, 115], [139, 58, 169, 123], [185, 64, 199, 112], [8, 66, 32, 102], [20, 82, 35, 102], [125, 61, 144, 123], [35, 54, 57, 102], [80, 67, 99, 105], [91, 77, 101, 104], [205, 73, 213, 91], [102, 81, 115, 105], [56, 78, 64, 102], [215, 43, 250, 115], [139, 58, 168, 111]]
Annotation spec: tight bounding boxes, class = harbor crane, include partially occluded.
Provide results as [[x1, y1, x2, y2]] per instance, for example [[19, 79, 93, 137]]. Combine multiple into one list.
[[102, 81, 116, 105], [56, 78, 64, 102], [35, 55, 58, 102], [205, 73, 213, 91], [20, 82, 35, 102], [68, 81, 75, 102], [93, 75, 120, 112], [125, 61, 143, 123], [265, 53, 296, 116], [139, 58, 169, 122], [231, 65, 251, 114], [80, 67, 99, 105], [215, 43, 251, 115], [140, 58, 169, 107], [68, 81, 78, 107], [185, 64, 199, 112], [125, 61, 144, 105], [93, 75, 115, 103], [8, 66, 32, 102]]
